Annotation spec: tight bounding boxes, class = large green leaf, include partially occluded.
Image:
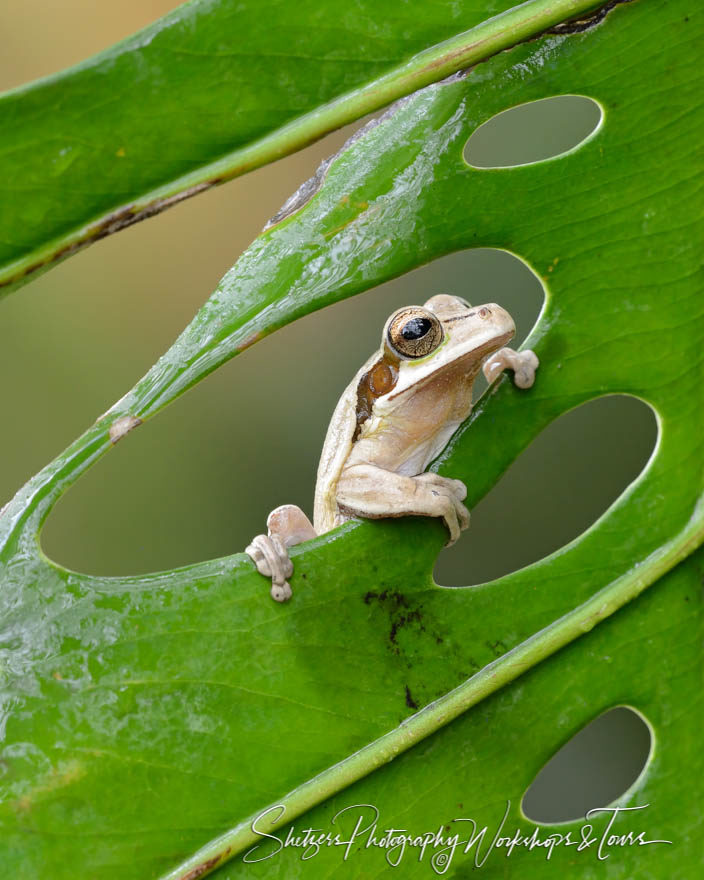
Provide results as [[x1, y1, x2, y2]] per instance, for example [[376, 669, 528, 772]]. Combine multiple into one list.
[[0, 0, 702, 878]]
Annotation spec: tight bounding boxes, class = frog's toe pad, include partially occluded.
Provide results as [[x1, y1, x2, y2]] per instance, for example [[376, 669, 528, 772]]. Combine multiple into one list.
[[270, 581, 293, 602], [512, 350, 539, 389]]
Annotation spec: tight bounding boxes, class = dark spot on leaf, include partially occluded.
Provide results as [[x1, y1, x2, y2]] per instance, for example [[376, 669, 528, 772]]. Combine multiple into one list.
[[438, 68, 472, 85], [389, 608, 424, 646], [389, 618, 401, 644], [364, 590, 449, 656], [53, 242, 79, 261], [546, 0, 635, 35], [364, 589, 407, 607], [181, 854, 222, 880], [264, 156, 334, 230], [405, 685, 418, 710], [1, 181, 217, 288]]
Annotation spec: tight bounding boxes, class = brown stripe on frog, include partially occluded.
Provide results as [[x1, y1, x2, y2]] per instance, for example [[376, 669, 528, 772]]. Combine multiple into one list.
[[353, 354, 399, 441]]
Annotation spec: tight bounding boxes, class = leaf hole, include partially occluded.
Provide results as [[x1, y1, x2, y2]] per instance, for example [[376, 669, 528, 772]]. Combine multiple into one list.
[[41, 248, 543, 576], [464, 95, 602, 169], [434, 395, 658, 586], [522, 706, 653, 824]]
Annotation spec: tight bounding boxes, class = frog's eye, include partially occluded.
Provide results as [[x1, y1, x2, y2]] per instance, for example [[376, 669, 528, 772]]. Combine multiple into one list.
[[387, 307, 444, 359]]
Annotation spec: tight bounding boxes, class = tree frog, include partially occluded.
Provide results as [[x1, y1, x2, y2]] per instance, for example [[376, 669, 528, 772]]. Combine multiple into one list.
[[246, 294, 538, 601]]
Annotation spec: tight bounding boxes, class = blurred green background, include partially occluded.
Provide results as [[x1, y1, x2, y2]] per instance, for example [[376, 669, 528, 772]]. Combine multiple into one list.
[[0, 0, 657, 821]]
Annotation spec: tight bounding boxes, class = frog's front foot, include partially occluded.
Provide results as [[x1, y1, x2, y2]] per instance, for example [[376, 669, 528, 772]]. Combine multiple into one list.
[[245, 504, 316, 602], [336, 465, 470, 547], [483, 348, 539, 389], [414, 472, 470, 545], [245, 533, 294, 602]]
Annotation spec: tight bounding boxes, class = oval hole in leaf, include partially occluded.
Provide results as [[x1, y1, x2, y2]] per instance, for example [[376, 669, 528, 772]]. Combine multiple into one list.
[[464, 95, 602, 169], [434, 395, 658, 586], [522, 706, 653, 824], [41, 248, 543, 576]]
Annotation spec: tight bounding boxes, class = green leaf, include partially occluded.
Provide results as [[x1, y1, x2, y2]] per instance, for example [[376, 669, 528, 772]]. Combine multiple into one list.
[[0, 0, 701, 878], [0, 0, 617, 293]]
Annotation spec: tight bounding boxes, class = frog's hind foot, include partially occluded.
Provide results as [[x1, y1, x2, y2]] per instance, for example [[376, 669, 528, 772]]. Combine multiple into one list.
[[245, 504, 316, 602]]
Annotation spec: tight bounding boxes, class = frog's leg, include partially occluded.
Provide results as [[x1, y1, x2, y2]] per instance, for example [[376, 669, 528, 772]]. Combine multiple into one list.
[[336, 465, 470, 545], [245, 505, 316, 602], [483, 348, 539, 389]]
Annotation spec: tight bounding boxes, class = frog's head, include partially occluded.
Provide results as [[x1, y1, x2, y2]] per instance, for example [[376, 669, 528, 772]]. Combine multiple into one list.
[[382, 294, 515, 393]]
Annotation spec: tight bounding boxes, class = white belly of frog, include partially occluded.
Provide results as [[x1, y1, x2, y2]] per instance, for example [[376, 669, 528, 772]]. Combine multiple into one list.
[[245, 294, 539, 601]]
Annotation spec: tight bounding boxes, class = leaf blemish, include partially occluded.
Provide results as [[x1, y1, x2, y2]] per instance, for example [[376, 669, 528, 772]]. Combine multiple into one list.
[[487, 639, 508, 658], [364, 590, 435, 652], [405, 685, 419, 710], [264, 97, 413, 232], [108, 415, 142, 444], [238, 331, 263, 352], [181, 848, 230, 880], [547, 0, 636, 35], [389, 609, 424, 646], [181, 855, 221, 880]]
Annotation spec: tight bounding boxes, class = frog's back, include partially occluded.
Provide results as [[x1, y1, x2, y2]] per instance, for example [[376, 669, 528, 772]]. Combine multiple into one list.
[[313, 354, 376, 534]]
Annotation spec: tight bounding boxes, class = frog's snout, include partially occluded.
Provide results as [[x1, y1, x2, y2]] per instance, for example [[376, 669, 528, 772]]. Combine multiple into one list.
[[480, 303, 515, 336]]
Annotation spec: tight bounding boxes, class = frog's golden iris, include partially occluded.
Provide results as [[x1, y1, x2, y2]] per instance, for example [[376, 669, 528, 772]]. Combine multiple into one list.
[[387, 306, 444, 359]]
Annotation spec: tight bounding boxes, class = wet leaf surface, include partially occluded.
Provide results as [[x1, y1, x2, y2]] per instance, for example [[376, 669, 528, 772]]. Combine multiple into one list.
[[0, 1, 701, 877]]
